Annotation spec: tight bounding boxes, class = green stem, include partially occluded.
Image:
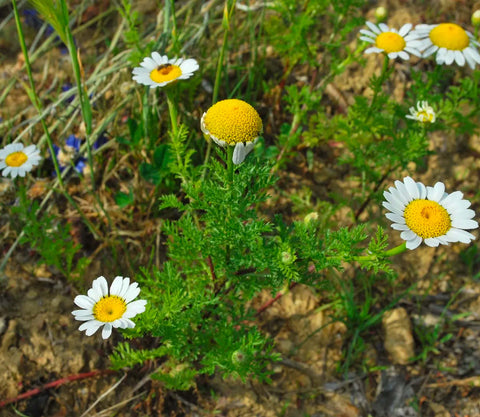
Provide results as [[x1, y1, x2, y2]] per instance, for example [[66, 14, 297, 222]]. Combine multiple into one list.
[[227, 146, 234, 183], [353, 242, 407, 262], [202, 0, 236, 177], [365, 54, 390, 121], [11, 0, 100, 239], [166, 89, 179, 136]]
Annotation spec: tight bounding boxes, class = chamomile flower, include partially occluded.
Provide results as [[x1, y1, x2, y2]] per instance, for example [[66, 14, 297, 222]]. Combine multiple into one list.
[[413, 23, 480, 69], [0, 143, 42, 178], [359, 21, 422, 60], [201, 99, 263, 165], [132, 52, 199, 88], [72, 276, 147, 339], [383, 177, 478, 250], [405, 101, 436, 123]]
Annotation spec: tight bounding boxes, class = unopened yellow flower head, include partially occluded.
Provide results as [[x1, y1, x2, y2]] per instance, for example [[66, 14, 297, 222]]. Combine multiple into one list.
[[201, 99, 262, 164], [375, 6, 387, 22], [472, 10, 480, 26]]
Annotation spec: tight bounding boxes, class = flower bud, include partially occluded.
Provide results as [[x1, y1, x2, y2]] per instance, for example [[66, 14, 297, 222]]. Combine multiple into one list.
[[375, 6, 387, 22], [304, 212, 319, 224], [281, 251, 293, 264], [472, 10, 480, 26]]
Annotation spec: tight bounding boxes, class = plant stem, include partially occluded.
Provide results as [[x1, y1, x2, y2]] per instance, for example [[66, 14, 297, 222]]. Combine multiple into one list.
[[11, 0, 100, 239], [166, 89, 179, 136], [227, 146, 234, 183], [365, 54, 390, 121], [353, 242, 407, 262], [202, 0, 236, 176]]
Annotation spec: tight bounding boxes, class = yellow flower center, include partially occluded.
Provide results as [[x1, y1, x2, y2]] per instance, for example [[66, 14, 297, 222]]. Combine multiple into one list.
[[429, 23, 469, 51], [5, 151, 28, 167], [404, 199, 451, 239], [375, 32, 406, 53], [203, 99, 263, 145], [93, 296, 127, 323], [150, 64, 182, 84], [417, 110, 434, 123]]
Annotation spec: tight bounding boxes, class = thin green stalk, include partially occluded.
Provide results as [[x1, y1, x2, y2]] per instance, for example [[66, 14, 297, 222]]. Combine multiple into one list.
[[202, 0, 236, 177], [58, 0, 95, 184], [365, 54, 390, 121], [11, 0, 100, 239], [353, 242, 407, 262], [227, 146, 234, 183], [166, 89, 179, 136]]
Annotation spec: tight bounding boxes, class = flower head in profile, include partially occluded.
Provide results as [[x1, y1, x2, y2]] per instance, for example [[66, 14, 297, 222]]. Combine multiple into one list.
[[359, 21, 422, 60], [0, 143, 42, 178], [132, 52, 199, 88], [201, 99, 263, 165], [72, 276, 147, 339], [406, 101, 436, 123], [412, 23, 480, 69], [383, 177, 478, 250]]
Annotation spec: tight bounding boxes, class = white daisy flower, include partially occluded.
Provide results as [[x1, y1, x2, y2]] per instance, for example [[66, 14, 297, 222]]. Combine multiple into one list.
[[359, 21, 422, 60], [412, 23, 480, 69], [0, 143, 42, 178], [201, 99, 263, 165], [383, 177, 478, 250], [132, 52, 199, 88], [406, 101, 436, 123], [72, 276, 147, 339]]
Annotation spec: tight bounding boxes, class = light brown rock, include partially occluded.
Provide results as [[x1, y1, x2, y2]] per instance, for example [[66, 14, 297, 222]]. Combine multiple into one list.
[[382, 307, 415, 365]]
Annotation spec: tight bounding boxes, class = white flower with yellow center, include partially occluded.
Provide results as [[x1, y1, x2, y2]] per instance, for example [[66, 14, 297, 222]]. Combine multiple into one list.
[[406, 101, 436, 123], [0, 143, 42, 178], [383, 177, 478, 250], [132, 52, 199, 88], [413, 23, 480, 69], [72, 276, 147, 339], [201, 99, 263, 165], [359, 21, 422, 60]]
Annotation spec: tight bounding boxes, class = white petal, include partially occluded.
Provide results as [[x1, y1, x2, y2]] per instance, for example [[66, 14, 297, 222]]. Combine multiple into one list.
[[124, 283, 141, 304], [404, 177, 419, 199], [74, 295, 95, 310], [424, 237, 440, 247], [378, 23, 389, 32], [427, 182, 445, 202], [451, 219, 479, 230], [93, 276, 109, 298], [445, 228, 476, 243], [382, 201, 404, 216], [366, 21, 381, 34], [400, 230, 417, 241], [124, 299, 147, 317], [399, 23, 412, 37], [79, 320, 103, 336], [406, 235, 422, 250], [391, 223, 410, 231], [232, 143, 247, 165], [454, 50, 465, 66], [102, 323, 113, 339], [386, 212, 406, 224], [110, 276, 123, 296]]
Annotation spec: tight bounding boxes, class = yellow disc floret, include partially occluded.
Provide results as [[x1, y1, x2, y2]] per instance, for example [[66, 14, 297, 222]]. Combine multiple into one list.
[[150, 64, 182, 84], [93, 296, 127, 322], [203, 99, 262, 145], [404, 199, 452, 239], [430, 23, 469, 51], [375, 32, 406, 53], [5, 151, 28, 167]]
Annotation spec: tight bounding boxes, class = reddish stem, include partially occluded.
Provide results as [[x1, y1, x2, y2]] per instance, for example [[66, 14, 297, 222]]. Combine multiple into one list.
[[0, 369, 116, 408], [256, 282, 297, 316]]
